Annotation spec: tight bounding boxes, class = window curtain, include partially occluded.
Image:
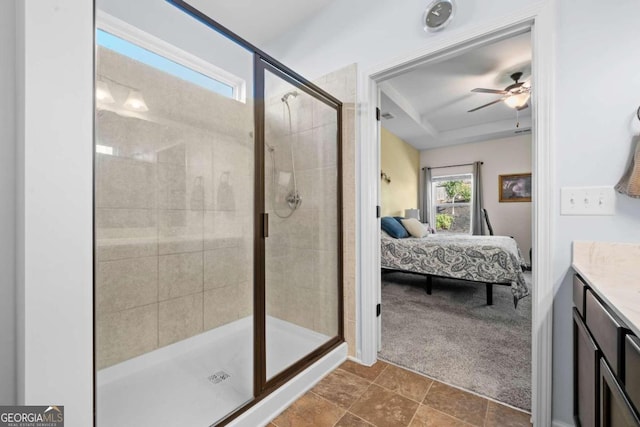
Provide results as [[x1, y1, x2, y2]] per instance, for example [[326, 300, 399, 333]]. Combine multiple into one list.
[[471, 161, 485, 235], [422, 168, 434, 226]]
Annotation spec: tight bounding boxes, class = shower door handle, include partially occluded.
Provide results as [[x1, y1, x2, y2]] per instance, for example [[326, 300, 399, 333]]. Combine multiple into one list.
[[262, 213, 269, 238]]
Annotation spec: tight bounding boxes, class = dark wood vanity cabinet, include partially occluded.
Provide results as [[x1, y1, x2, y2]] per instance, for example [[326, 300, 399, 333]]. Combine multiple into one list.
[[601, 358, 640, 426], [626, 336, 640, 417], [574, 308, 599, 427], [573, 274, 640, 427]]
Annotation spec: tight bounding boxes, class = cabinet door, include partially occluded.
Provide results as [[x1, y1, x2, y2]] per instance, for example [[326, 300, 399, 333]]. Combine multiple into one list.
[[625, 335, 640, 414], [600, 358, 640, 427], [574, 275, 587, 317], [575, 308, 600, 427], [586, 289, 625, 377]]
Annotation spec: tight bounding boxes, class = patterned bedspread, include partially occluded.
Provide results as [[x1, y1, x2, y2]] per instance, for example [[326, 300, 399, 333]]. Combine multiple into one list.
[[381, 233, 530, 300]]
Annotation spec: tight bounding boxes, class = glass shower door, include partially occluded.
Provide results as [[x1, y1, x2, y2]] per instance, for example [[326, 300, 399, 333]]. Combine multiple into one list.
[[95, 1, 344, 424], [261, 64, 343, 382], [94, 1, 255, 425]]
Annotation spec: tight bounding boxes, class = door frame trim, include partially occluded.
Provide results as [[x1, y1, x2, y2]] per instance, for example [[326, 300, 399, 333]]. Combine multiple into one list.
[[355, 2, 556, 426]]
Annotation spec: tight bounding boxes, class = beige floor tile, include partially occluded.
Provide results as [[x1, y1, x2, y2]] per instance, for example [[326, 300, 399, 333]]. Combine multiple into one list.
[[423, 381, 488, 426], [485, 401, 532, 427], [270, 350, 528, 427], [409, 405, 471, 427], [349, 384, 419, 427], [339, 359, 389, 381], [335, 412, 374, 426], [312, 369, 370, 409], [272, 392, 345, 427], [375, 364, 433, 402]]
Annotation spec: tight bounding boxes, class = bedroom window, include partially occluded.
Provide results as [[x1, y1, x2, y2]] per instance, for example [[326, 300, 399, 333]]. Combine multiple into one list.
[[432, 174, 473, 234]]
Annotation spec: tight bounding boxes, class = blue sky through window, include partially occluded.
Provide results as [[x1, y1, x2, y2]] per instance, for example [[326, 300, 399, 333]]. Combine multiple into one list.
[[97, 29, 234, 98]]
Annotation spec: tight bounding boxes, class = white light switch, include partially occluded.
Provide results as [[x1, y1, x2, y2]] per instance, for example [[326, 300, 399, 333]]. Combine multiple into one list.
[[560, 186, 616, 215]]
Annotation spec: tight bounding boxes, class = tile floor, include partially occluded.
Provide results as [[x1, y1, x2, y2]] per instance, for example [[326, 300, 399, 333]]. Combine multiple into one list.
[[269, 360, 532, 427]]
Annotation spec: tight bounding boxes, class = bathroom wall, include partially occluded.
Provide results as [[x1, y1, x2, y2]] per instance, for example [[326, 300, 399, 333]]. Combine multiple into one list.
[[95, 47, 254, 369], [265, 64, 357, 356], [265, 0, 640, 422], [380, 127, 420, 217], [0, 0, 16, 405]]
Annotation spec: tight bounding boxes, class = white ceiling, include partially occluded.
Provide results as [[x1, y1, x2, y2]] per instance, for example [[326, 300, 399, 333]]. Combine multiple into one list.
[[380, 32, 533, 150], [181, 0, 338, 48]]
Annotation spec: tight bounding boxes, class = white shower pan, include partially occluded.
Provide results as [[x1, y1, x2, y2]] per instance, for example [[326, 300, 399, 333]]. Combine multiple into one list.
[[97, 316, 330, 427]]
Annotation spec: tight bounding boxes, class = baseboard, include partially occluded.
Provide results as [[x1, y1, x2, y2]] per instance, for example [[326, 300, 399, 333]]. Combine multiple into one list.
[[347, 355, 364, 364], [229, 342, 347, 427], [552, 420, 575, 427]]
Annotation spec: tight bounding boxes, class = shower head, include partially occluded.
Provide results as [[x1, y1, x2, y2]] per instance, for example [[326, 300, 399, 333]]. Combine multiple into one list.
[[281, 91, 298, 103]]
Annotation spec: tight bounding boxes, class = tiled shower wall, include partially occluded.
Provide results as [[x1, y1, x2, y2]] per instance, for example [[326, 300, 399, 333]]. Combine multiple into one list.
[[264, 64, 357, 356], [264, 91, 340, 338], [95, 46, 358, 369], [95, 48, 254, 369], [317, 64, 357, 358]]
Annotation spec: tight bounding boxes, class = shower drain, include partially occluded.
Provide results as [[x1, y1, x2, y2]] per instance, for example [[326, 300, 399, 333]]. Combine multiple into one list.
[[208, 371, 231, 385]]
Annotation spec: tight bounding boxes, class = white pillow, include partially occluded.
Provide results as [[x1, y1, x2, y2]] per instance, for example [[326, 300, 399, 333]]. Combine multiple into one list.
[[401, 218, 429, 238]]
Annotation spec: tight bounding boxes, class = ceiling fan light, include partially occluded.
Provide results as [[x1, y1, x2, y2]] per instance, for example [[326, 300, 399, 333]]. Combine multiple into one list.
[[124, 90, 149, 112], [504, 92, 530, 109]]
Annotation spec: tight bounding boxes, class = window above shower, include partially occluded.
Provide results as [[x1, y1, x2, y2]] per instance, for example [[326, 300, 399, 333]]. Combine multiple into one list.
[[96, 11, 246, 104]]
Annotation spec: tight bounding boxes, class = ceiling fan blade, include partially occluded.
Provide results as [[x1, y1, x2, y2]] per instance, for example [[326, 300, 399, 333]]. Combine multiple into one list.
[[471, 88, 509, 95], [516, 103, 529, 111], [467, 98, 505, 112]]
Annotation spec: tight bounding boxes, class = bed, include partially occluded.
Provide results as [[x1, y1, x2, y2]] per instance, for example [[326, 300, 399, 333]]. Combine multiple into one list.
[[380, 232, 529, 307]]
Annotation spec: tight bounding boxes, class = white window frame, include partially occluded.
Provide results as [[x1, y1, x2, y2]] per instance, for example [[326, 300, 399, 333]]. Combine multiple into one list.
[[431, 173, 473, 234], [96, 11, 246, 103]]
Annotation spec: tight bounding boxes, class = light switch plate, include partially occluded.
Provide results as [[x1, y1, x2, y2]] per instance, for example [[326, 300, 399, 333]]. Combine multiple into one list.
[[560, 186, 616, 216]]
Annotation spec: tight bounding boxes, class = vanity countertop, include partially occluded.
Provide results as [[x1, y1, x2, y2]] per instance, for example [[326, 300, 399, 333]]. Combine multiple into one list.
[[572, 241, 640, 336]]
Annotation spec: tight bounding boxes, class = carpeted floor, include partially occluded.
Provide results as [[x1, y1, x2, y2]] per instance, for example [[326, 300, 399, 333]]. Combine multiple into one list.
[[378, 271, 532, 411]]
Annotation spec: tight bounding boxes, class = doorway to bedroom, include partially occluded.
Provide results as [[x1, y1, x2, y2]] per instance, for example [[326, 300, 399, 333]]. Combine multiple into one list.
[[376, 28, 534, 414]]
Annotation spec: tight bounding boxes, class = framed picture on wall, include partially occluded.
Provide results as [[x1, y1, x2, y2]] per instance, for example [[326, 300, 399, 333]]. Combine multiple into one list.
[[499, 173, 532, 202]]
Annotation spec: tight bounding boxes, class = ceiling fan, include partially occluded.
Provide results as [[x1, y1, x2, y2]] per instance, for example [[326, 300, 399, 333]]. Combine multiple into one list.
[[468, 72, 531, 112]]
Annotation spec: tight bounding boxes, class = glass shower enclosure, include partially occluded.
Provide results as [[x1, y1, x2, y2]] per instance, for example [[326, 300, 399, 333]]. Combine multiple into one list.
[[93, 0, 343, 426]]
